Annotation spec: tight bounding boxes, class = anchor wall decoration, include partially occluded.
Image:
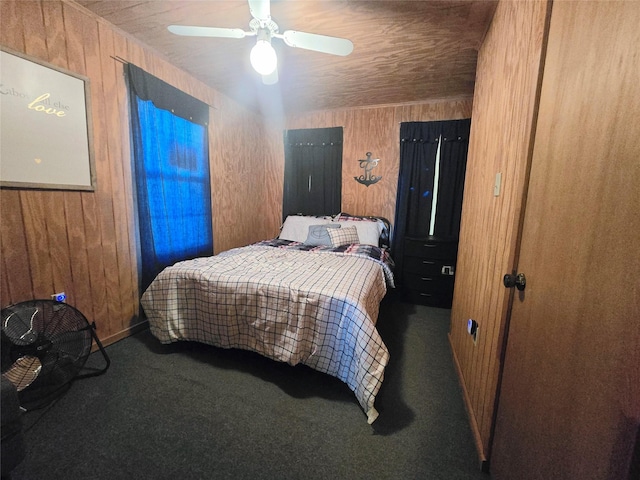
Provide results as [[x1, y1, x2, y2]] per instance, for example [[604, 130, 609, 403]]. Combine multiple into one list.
[[354, 152, 382, 187]]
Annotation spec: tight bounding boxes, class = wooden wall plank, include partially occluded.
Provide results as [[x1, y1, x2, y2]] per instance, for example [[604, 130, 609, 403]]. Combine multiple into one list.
[[18, 1, 54, 299], [42, 0, 66, 64], [42, 196, 74, 299], [259, 121, 285, 239], [88, 21, 121, 337], [210, 95, 271, 252], [20, 1, 47, 57], [0, 191, 33, 303], [0, 256, 10, 306], [79, 9, 111, 333], [61, 193, 94, 319], [98, 22, 131, 332], [112, 29, 139, 324], [19, 192, 53, 297], [61, 2, 96, 322], [0, 0, 24, 50], [41, 1, 75, 305]]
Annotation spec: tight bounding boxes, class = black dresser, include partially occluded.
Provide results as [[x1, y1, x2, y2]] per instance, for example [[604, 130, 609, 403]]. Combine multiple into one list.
[[402, 236, 458, 308]]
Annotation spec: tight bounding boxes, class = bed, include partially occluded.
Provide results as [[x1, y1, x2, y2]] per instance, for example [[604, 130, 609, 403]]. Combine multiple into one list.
[[140, 213, 395, 424]]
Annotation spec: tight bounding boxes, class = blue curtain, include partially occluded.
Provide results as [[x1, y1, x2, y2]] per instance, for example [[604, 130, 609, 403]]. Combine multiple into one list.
[[127, 65, 212, 292]]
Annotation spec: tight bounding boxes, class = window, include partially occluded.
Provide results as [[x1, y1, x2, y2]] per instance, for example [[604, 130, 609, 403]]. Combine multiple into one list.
[[127, 65, 212, 292]]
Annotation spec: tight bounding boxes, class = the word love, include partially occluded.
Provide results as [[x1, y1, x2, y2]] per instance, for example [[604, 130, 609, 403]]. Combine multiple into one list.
[[27, 93, 68, 117]]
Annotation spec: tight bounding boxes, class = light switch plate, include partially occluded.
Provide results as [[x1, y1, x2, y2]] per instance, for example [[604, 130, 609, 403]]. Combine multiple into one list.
[[493, 172, 502, 197], [494, 172, 502, 197]]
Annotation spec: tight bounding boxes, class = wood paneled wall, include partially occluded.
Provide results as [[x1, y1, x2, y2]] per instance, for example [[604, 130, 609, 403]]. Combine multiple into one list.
[[0, 0, 277, 345], [210, 98, 283, 251], [448, 0, 550, 466], [286, 99, 473, 224]]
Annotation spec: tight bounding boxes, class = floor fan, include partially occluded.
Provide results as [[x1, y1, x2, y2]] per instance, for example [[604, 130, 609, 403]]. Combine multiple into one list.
[[1, 300, 110, 411]]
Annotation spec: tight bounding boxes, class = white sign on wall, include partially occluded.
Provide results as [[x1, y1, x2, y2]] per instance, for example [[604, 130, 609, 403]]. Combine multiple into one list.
[[0, 47, 95, 191]]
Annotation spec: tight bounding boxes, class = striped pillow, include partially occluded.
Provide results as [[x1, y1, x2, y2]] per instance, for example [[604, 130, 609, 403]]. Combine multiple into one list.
[[328, 225, 360, 247]]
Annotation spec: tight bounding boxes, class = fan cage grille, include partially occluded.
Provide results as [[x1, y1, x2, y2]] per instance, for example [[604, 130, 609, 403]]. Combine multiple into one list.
[[1, 300, 94, 410]]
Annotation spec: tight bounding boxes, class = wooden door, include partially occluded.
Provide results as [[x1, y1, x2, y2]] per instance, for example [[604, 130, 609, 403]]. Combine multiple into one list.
[[491, 2, 640, 479]]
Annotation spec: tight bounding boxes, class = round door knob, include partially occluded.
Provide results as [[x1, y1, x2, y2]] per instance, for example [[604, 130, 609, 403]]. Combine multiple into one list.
[[503, 274, 516, 288], [503, 273, 526, 291]]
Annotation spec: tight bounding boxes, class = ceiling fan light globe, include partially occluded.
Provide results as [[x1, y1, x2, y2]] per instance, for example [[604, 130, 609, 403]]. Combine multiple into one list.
[[250, 40, 277, 76]]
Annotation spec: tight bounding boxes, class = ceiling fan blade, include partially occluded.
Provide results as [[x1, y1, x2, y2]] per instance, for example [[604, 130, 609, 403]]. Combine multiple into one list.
[[167, 25, 247, 39], [248, 0, 271, 22], [262, 68, 278, 85], [281, 30, 354, 56]]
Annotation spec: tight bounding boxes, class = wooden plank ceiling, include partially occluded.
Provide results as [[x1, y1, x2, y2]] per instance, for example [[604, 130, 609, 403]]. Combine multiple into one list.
[[75, 0, 497, 114]]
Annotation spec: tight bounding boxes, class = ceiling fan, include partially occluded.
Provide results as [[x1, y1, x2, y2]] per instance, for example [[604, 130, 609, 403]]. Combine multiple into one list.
[[167, 0, 354, 85]]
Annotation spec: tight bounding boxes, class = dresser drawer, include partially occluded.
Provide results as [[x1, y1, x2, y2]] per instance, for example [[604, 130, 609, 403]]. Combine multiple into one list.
[[404, 238, 458, 260], [402, 237, 457, 308], [404, 288, 454, 308], [403, 256, 456, 276], [403, 273, 455, 294]]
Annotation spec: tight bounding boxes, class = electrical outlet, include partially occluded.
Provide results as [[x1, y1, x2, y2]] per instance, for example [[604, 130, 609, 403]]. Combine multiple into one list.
[[467, 319, 479, 345], [51, 292, 66, 302]]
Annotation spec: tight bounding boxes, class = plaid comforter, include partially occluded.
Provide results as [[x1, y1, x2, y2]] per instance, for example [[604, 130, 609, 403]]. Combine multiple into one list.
[[141, 241, 395, 424]]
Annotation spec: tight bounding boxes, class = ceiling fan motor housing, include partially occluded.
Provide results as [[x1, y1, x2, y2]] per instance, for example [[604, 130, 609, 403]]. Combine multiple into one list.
[[250, 18, 279, 36]]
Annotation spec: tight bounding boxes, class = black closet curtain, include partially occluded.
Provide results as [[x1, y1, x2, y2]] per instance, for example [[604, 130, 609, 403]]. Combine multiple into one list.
[[435, 119, 471, 238], [392, 119, 471, 280], [282, 127, 342, 220]]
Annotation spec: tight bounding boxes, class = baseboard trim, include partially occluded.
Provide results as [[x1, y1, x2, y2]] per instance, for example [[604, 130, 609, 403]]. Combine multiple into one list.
[[91, 319, 149, 352], [448, 332, 489, 471]]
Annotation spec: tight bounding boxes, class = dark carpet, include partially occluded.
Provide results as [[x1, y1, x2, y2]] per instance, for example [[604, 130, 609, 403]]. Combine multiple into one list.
[[9, 292, 487, 480]]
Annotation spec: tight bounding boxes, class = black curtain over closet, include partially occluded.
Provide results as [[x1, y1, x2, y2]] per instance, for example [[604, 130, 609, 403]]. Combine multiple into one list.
[[393, 119, 471, 280], [282, 127, 343, 220], [434, 120, 472, 238]]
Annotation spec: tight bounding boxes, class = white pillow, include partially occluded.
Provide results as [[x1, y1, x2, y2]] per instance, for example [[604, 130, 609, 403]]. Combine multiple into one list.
[[279, 216, 332, 243], [336, 220, 382, 246]]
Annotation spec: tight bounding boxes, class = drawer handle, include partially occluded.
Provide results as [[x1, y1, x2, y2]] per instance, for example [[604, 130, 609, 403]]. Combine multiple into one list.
[[420, 277, 433, 281], [422, 244, 438, 248], [419, 293, 433, 297]]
